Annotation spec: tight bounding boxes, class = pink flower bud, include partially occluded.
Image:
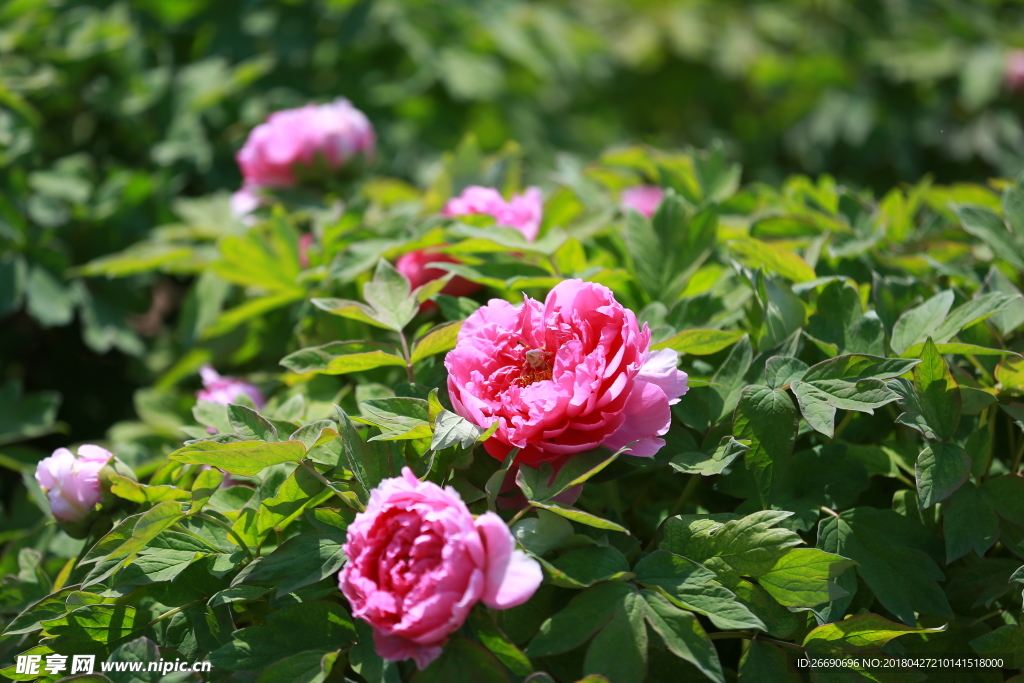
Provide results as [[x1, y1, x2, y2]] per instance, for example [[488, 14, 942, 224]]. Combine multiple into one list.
[[34, 445, 113, 523], [339, 468, 542, 669], [445, 279, 688, 467], [621, 185, 665, 218], [236, 99, 375, 188], [197, 366, 265, 409], [395, 250, 483, 305]]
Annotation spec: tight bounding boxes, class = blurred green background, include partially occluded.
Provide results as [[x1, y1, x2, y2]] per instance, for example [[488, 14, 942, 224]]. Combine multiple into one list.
[[4, 0, 1024, 469]]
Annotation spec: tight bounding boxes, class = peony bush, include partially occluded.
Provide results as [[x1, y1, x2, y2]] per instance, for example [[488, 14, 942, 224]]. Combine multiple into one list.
[[6, 98, 1024, 683]]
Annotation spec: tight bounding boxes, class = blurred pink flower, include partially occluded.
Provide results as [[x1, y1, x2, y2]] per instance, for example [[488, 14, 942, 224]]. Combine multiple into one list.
[[35, 445, 112, 522], [338, 468, 541, 669], [395, 250, 482, 306], [298, 233, 315, 269], [230, 185, 262, 219], [445, 279, 688, 467], [443, 186, 543, 241], [621, 185, 665, 218], [1008, 50, 1024, 92], [197, 366, 265, 409], [236, 98, 375, 188]]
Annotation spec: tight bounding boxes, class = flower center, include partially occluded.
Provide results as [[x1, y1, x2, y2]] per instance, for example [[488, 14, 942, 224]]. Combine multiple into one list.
[[518, 348, 553, 386]]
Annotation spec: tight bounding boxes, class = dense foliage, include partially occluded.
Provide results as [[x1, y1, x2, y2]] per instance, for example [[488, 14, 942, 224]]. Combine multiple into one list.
[[5, 133, 1024, 681], [9, 1, 1024, 681]]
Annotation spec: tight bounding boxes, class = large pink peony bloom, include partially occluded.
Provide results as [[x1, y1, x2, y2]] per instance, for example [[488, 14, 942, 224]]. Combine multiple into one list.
[[35, 445, 112, 522], [236, 98, 375, 188], [621, 185, 665, 218], [197, 366, 265, 409], [338, 468, 541, 669], [442, 186, 543, 241], [445, 279, 688, 467]]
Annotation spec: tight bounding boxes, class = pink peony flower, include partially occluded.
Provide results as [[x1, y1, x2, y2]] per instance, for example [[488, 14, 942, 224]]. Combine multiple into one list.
[[35, 445, 112, 522], [230, 185, 262, 219], [395, 250, 482, 301], [298, 233, 315, 269], [1008, 50, 1024, 92], [621, 185, 665, 218], [236, 98, 375, 188], [445, 279, 688, 467], [197, 366, 265, 409], [442, 186, 543, 242], [338, 468, 542, 669]]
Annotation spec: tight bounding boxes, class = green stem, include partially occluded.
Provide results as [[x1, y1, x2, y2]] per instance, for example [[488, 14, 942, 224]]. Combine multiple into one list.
[[299, 461, 362, 510], [832, 410, 854, 440], [398, 332, 415, 383], [668, 475, 701, 517], [193, 512, 255, 562]]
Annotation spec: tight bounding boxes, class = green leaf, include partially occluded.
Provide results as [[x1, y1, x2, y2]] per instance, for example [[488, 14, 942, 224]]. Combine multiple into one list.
[[765, 356, 809, 389], [413, 637, 511, 683], [942, 483, 1000, 563], [738, 640, 801, 683], [730, 237, 816, 282], [2, 586, 83, 636], [677, 335, 752, 431], [228, 404, 279, 441], [803, 613, 946, 652], [431, 410, 488, 451], [280, 341, 407, 376], [411, 321, 463, 364], [652, 329, 743, 355], [548, 545, 633, 587], [168, 440, 304, 476], [890, 290, 955, 356], [790, 378, 899, 438], [817, 507, 953, 625], [208, 585, 272, 608], [210, 601, 356, 671], [517, 448, 622, 501], [338, 408, 402, 497], [468, 610, 532, 676], [633, 550, 765, 631], [356, 397, 432, 441], [310, 298, 394, 330], [802, 354, 919, 382], [526, 582, 632, 657], [529, 501, 629, 533], [106, 501, 185, 562], [805, 280, 884, 356], [0, 382, 61, 447], [641, 589, 724, 683], [734, 385, 798, 505], [915, 442, 971, 508], [931, 292, 1016, 343], [236, 532, 346, 597], [584, 589, 648, 683], [758, 548, 857, 608], [362, 259, 418, 331], [901, 342, 1018, 358], [511, 510, 574, 557], [893, 338, 961, 441], [429, 261, 560, 291], [661, 511, 803, 579], [40, 605, 138, 654], [255, 650, 340, 683], [970, 625, 1024, 668], [108, 475, 190, 504], [669, 436, 749, 476], [190, 467, 224, 514], [955, 203, 1024, 272], [289, 420, 340, 451], [257, 465, 330, 534]]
